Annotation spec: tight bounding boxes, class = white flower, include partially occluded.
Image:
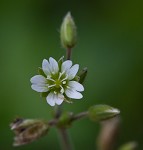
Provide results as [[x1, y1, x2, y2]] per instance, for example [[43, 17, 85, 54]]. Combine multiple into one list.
[[30, 57, 84, 106]]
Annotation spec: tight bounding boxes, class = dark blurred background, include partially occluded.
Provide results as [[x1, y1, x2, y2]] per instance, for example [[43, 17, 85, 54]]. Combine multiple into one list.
[[0, 0, 143, 150]]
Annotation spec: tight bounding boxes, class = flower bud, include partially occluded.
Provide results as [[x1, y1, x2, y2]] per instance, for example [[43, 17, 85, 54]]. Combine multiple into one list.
[[10, 118, 49, 146], [119, 142, 138, 150], [60, 12, 77, 48], [88, 105, 120, 122]]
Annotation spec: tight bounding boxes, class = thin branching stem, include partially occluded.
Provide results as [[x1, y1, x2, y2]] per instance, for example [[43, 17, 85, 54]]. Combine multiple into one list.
[[58, 128, 73, 150], [50, 111, 88, 150], [48, 111, 88, 127], [71, 111, 88, 121]]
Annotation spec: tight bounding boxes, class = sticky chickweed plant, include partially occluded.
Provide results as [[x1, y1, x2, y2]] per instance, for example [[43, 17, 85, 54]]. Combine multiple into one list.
[[10, 12, 137, 150]]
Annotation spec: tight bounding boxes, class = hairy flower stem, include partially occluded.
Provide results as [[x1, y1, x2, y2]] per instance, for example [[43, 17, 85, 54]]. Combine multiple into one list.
[[54, 105, 62, 118], [51, 111, 88, 150], [53, 111, 88, 150], [57, 47, 73, 150], [66, 47, 72, 60], [58, 128, 74, 150], [54, 105, 73, 150]]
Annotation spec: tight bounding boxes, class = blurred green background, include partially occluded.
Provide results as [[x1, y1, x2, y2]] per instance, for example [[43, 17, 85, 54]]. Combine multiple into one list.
[[0, 0, 143, 150]]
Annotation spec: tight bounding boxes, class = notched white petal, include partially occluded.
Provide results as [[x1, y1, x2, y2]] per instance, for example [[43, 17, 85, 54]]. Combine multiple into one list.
[[55, 93, 64, 105], [42, 59, 51, 75], [67, 64, 79, 80], [68, 81, 84, 91], [30, 75, 47, 84], [31, 84, 48, 92], [49, 57, 59, 74], [46, 92, 56, 106], [65, 89, 83, 99], [61, 60, 72, 72]]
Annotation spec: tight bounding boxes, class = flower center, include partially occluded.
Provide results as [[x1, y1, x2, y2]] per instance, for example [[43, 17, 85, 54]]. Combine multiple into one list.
[[55, 79, 61, 88], [47, 72, 68, 94]]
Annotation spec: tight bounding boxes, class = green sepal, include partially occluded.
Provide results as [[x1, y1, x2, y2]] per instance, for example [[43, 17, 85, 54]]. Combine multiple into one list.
[[38, 67, 47, 77], [58, 56, 64, 71], [74, 75, 80, 82], [63, 94, 73, 104], [78, 67, 87, 84], [88, 104, 120, 122], [40, 92, 49, 98]]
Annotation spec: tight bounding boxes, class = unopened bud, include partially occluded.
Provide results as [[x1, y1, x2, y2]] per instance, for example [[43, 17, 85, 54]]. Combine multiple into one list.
[[88, 105, 120, 122], [60, 12, 77, 48], [10, 118, 49, 146]]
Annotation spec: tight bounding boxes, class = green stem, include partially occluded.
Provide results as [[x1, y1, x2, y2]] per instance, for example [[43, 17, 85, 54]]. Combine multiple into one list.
[[58, 128, 74, 150], [54, 105, 62, 118], [66, 47, 72, 60], [57, 47, 73, 150], [50, 110, 88, 150], [54, 105, 73, 150], [71, 111, 88, 121]]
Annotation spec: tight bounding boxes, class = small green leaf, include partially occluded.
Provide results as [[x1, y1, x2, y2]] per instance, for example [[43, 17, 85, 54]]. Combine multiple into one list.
[[78, 67, 87, 84], [88, 104, 120, 122], [38, 67, 46, 77]]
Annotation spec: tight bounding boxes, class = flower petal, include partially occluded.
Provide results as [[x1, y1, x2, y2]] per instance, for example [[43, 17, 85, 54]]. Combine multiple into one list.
[[65, 88, 83, 99], [67, 64, 79, 80], [30, 75, 47, 84], [46, 92, 56, 106], [31, 84, 48, 92], [55, 93, 64, 105], [61, 60, 72, 72], [42, 59, 51, 75], [68, 81, 84, 91], [49, 57, 59, 74]]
